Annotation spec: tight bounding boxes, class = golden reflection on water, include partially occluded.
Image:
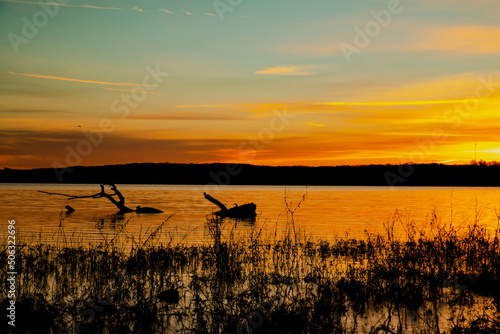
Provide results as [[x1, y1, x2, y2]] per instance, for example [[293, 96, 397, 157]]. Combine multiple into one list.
[[1, 184, 499, 246]]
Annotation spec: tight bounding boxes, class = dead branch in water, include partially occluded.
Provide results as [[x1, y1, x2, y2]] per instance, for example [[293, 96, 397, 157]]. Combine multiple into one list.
[[203, 192, 256, 220], [39, 183, 133, 213]]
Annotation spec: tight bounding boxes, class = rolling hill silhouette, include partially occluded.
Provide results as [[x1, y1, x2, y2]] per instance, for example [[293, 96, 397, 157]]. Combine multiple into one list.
[[2, 162, 500, 186]]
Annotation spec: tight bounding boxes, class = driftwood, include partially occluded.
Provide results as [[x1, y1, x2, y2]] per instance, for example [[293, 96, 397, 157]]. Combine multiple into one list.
[[136, 206, 163, 214], [39, 184, 163, 214], [204, 192, 256, 220], [203, 193, 227, 211], [65, 205, 75, 214]]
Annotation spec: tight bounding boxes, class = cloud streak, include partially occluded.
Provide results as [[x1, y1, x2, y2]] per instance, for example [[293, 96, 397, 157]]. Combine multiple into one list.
[[179, 9, 193, 15], [1, 0, 196, 16], [9, 72, 158, 87], [255, 65, 317, 76], [278, 25, 500, 57], [102, 88, 160, 95], [315, 99, 469, 106], [158, 8, 173, 14], [305, 122, 325, 127], [0, 0, 124, 11], [131, 112, 245, 121], [175, 104, 231, 108], [131, 6, 145, 12], [407, 25, 500, 55]]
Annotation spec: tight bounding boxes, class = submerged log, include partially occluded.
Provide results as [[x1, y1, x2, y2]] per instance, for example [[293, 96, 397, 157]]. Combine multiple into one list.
[[204, 192, 257, 220], [216, 203, 257, 220], [136, 206, 163, 214], [65, 205, 75, 214]]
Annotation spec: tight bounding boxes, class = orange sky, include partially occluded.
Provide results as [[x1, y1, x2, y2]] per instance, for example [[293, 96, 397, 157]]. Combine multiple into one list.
[[1, 0, 500, 168]]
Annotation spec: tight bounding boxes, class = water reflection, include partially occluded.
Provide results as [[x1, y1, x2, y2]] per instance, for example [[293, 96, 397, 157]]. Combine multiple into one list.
[[94, 213, 127, 229], [1, 184, 500, 246]]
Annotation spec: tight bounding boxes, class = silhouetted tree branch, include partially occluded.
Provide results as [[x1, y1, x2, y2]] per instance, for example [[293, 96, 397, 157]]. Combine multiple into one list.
[[204, 192, 256, 220], [39, 183, 133, 214], [204, 192, 227, 212]]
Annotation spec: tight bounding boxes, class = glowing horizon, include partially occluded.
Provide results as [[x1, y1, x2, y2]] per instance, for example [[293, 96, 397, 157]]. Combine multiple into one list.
[[1, 0, 500, 169]]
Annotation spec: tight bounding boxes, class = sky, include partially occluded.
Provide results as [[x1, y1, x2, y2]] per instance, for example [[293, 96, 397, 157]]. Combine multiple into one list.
[[1, 0, 500, 169]]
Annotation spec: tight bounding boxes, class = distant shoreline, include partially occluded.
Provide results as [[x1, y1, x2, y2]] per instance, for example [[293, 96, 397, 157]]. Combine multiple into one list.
[[2, 162, 500, 187]]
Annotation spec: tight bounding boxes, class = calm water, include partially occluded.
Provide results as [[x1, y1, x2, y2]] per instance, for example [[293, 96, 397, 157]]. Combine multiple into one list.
[[1, 184, 499, 245]]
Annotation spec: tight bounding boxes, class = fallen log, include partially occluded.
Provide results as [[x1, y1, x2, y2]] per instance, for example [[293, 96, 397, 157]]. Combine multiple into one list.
[[38, 184, 162, 215], [65, 205, 75, 214], [136, 206, 163, 214], [204, 192, 257, 220]]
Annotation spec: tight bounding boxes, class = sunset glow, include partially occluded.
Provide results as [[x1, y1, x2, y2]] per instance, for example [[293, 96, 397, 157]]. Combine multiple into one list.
[[1, 0, 500, 168]]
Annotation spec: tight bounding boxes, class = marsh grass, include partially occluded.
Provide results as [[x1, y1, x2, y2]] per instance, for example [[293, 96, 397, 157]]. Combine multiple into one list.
[[1, 206, 499, 334]]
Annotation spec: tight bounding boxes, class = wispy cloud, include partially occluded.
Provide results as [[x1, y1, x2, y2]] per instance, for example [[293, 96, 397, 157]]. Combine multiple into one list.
[[175, 104, 231, 108], [407, 25, 500, 55], [131, 6, 145, 12], [305, 122, 325, 127], [131, 112, 244, 121], [255, 65, 317, 76], [0, 130, 251, 168], [278, 25, 500, 57], [1, 0, 196, 16], [0, 108, 65, 115], [0, 0, 124, 11], [179, 9, 193, 15], [315, 99, 468, 106], [158, 8, 173, 14], [9, 72, 158, 87], [102, 88, 160, 95], [2, 0, 204, 19]]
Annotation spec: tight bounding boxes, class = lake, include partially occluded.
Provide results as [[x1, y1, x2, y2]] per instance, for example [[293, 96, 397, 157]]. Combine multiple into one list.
[[1, 183, 499, 246]]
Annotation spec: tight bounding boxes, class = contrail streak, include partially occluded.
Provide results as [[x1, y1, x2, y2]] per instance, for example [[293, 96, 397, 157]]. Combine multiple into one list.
[[9, 72, 157, 87]]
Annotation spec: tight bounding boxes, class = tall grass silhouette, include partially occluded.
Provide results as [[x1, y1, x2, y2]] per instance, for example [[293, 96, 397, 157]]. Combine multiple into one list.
[[1, 202, 499, 333]]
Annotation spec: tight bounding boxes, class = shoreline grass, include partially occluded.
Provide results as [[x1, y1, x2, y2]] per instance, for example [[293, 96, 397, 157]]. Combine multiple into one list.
[[1, 209, 499, 333]]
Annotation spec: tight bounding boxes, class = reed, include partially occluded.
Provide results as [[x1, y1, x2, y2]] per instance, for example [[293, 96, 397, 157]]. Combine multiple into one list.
[[1, 207, 499, 333]]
